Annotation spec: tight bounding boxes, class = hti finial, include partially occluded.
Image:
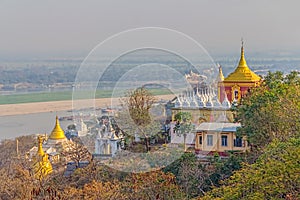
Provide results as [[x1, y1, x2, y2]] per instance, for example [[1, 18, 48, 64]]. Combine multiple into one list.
[[241, 38, 245, 55], [239, 38, 247, 66]]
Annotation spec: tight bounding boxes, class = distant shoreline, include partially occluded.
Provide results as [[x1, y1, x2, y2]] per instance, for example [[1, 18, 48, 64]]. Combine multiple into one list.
[[0, 94, 175, 117]]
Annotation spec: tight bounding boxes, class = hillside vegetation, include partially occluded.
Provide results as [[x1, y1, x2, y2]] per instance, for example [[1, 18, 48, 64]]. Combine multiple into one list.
[[0, 71, 299, 199]]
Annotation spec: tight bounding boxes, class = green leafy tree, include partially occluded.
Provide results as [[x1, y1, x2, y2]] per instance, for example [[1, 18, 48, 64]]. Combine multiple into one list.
[[163, 152, 197, 178], [164, 152, 243, 198], [174, 112, 194, 151], [201, 137, 300, 200], [236, 71, 300, 149], [207, 153, 244, 189]]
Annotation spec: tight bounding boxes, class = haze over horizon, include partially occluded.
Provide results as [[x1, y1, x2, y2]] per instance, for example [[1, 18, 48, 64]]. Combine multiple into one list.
[[1, 1, 300, 59]]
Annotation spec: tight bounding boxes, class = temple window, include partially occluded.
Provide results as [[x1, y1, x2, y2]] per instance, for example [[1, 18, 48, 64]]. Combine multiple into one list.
[[207, 135, 213, 146], [198, 135, 202, 145], [221, 135, 228, 146], [234, 90, 239, 99], [234, 137, 243, 147]]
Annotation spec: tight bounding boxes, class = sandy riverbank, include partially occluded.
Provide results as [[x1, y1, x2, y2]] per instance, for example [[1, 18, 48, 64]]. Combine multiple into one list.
[[0, 94, 175, 117]]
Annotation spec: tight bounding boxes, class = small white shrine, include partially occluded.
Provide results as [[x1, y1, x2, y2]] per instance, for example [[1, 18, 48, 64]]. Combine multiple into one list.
[[94, 116, 123, 157]]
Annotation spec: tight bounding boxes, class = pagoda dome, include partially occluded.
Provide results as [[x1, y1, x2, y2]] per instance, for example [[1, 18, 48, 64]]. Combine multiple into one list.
[[224, 42, 261, 82], [49, 116, 66, 140]]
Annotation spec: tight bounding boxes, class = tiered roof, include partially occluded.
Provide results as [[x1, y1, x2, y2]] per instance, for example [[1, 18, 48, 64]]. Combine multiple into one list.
[[224, 42, 261, 82], [49, 116, 66, 140]]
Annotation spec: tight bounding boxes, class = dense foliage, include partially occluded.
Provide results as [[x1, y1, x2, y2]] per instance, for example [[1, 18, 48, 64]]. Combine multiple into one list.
[[201, 138, 300, 200], [164, 152, 244, 198], [236, 71, 300, 148], [200, 71, 300, 199], [0, 161, 187, 199]]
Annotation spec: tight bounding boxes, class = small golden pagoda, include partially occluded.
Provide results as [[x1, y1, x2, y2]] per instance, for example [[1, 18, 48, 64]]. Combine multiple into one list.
[[33, 136, 53, 180], [218, 40, 261, 103], [49, 116, 66, 140]]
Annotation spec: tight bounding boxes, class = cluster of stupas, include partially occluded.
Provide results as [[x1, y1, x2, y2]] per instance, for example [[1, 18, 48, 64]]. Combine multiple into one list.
[[173, 88, 231, 109], [29, 116, 71, 163], [29, 116, 91, 179]]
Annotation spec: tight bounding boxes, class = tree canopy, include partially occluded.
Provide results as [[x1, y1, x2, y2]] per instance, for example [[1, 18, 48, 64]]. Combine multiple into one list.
[[201, 137, 300, 200], [123, 87, 156, 126], [174, 112, 194, 151], [118, 87, 159, 152], [200, 71, 300, 199], [236, 71, 300, 148], [174, 112, 194, 136]]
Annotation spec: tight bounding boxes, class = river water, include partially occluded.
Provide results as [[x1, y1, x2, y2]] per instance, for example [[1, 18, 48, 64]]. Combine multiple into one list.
[[0, 111, 74, 141]]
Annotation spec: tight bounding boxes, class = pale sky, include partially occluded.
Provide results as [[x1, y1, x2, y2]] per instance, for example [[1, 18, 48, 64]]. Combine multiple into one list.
[[0, 0, 300, 58]]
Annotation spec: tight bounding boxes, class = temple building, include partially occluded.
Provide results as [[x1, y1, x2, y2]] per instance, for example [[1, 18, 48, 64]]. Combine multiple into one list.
[[195, 122, 249, 154], [169, 72, 233, 149], [168, 41, 259, 154], [94, 116, 123, 158], [218, 41, 261, 103]]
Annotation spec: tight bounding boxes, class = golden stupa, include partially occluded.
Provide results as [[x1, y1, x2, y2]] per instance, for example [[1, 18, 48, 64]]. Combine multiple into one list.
[[33, 136, 53, 180], [224, 41, 261, 82], [218, 40, 261, 103], [49, 116, 66, 140]]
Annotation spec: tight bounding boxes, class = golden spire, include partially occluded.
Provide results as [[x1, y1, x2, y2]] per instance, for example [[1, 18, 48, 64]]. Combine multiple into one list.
[[224, 40, 261, 82], [49, 116, 66, 140], [33, 135, 52, 180], [37, 135, 45, 157], [218, 64, 225, 81], [238, 39, 247, 67]]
